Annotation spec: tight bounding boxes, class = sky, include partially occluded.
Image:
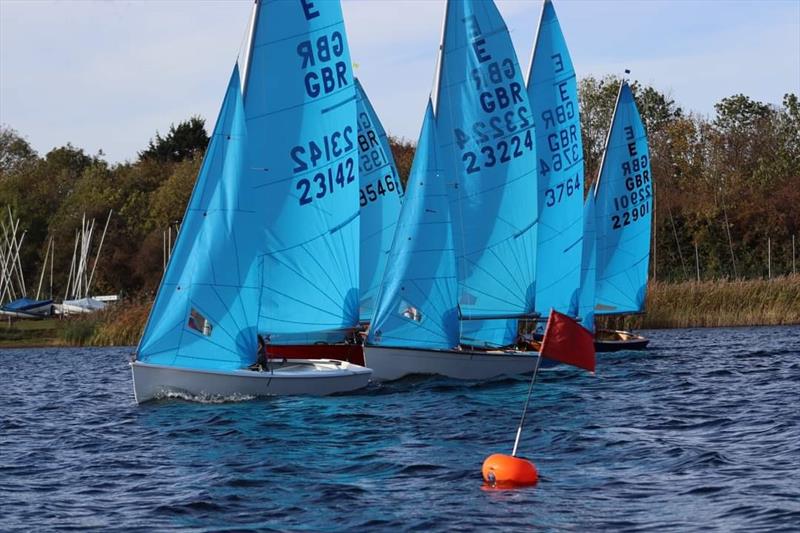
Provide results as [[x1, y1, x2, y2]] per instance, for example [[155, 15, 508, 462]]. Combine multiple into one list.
[[1, 0, 798, 164]]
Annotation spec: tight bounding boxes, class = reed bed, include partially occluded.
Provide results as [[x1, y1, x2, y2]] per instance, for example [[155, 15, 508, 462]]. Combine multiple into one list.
[[88, 301, 151, 346], [601, 275, 800, 330], [10, 275, 793, 348]]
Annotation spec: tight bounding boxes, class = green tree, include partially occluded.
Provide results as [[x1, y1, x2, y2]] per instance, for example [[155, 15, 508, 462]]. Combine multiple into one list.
[[0, 126, 38, 176], [139, 116, 209, 163]]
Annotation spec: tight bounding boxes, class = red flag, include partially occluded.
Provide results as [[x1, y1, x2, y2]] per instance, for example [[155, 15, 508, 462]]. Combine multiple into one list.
[[539, 309, 596, 372]]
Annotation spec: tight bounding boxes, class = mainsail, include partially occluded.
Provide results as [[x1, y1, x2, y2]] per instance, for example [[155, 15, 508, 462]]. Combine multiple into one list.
[[528, 0, 584, 319], [138, 0, 360, 369], [593, 81, 652, 315], [436, 0, 538, 322], [246, 1, 360, 334], [356, 78, 404, 322]]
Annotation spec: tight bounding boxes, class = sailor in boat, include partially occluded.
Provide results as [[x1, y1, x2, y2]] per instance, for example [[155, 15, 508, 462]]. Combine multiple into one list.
[[249, 334, 269, 371]]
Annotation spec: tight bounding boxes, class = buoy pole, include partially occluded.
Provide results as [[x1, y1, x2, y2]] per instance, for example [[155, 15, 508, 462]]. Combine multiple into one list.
[[511, 353, 543, 457]]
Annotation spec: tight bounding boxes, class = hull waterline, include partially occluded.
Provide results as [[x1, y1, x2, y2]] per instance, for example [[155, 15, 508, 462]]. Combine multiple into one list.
[[364, 345, 538, 381], [131, 360, 372, 404]]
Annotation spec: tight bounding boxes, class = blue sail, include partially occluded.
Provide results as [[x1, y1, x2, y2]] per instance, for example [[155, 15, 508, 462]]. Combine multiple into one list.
[[368, 101, 460, 349], [355, 78, 404, 322], [528, 0, 584, 318], [577, 193, 597, 332], [435, 0, 539, 324], [244, 0, 360, 335], [593, 82, 652, 315], [138, 66, 260, 370]]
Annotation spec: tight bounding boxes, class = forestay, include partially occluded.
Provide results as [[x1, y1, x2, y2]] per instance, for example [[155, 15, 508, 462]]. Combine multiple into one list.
[[593, 82, 652, 315], [246, 1, 360, 334], [368, 102, 459, 349], [356, 78, 404, 322]]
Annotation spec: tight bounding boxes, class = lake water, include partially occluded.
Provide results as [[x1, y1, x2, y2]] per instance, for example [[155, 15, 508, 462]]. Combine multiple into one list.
[[2, 326, 799, 531]]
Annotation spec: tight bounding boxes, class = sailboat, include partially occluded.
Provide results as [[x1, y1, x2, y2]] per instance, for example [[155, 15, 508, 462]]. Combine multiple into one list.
[[591, 79, 652, 351], [363, 0, 541, 381], [131, 0, 372, 402], [263, 77, 404, 366]]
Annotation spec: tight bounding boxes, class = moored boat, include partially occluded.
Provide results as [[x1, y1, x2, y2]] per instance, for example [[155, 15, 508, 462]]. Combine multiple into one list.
[[594, 328, 649, 351], [590, 79, 654, 351], [0, 297, 53, 318]]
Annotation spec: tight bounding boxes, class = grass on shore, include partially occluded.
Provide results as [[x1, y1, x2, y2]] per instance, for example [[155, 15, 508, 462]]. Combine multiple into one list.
[[0, 276, 797, 348], [600, 274, 800, 330]]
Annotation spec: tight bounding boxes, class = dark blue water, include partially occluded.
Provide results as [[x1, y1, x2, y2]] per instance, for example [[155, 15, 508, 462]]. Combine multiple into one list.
[[2, 326, 799, 531]]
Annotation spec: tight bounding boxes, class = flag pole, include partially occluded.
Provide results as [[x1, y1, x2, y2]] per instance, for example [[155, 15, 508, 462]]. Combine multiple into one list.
[[511, 353, 543, 457]]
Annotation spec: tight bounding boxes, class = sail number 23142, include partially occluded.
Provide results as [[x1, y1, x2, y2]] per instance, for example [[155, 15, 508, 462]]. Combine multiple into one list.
[[291, 126, 356, 206]]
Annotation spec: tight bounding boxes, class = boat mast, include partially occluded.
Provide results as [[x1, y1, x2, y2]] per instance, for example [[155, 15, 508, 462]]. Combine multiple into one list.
[[35, 236, 53, 301], [524, 0, 550, 86], [240, 0, 260, 99], [430, 0, 449, 118], [86, 210, 112, 297], [64, 229, 80, 301], [592, 75, 627, 198]]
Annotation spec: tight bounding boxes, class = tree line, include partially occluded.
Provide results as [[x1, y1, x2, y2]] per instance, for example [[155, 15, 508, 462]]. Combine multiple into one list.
[[0, 79, 797, 302]]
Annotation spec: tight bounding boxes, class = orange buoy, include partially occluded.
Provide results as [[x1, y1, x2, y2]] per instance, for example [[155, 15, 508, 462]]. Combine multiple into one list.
[[482, 453, 538, 488]]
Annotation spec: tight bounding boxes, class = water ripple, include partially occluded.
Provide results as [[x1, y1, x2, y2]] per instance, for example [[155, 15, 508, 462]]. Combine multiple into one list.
[[1, 326, 799, 531]]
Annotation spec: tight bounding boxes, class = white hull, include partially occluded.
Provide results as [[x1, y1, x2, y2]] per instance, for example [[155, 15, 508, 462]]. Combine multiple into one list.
[[364, 345, 539, 381], [59, 297, 107, 315], [130, 359, 372, 403]]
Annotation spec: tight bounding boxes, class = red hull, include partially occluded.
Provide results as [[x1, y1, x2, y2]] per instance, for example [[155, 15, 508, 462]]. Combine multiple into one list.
[[266, 343, 365, 366]]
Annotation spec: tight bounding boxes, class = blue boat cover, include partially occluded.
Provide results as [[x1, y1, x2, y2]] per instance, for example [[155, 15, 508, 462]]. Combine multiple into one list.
[[2, 297, 53, 312], [528, 0, 583, 319], [355, 78, 404, 322], [368, 102, 459, 349], [593, 82, 652, 315]]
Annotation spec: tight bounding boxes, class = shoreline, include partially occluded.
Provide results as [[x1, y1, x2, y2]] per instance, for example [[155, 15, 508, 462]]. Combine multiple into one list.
[[2, 276, 798, 349]]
